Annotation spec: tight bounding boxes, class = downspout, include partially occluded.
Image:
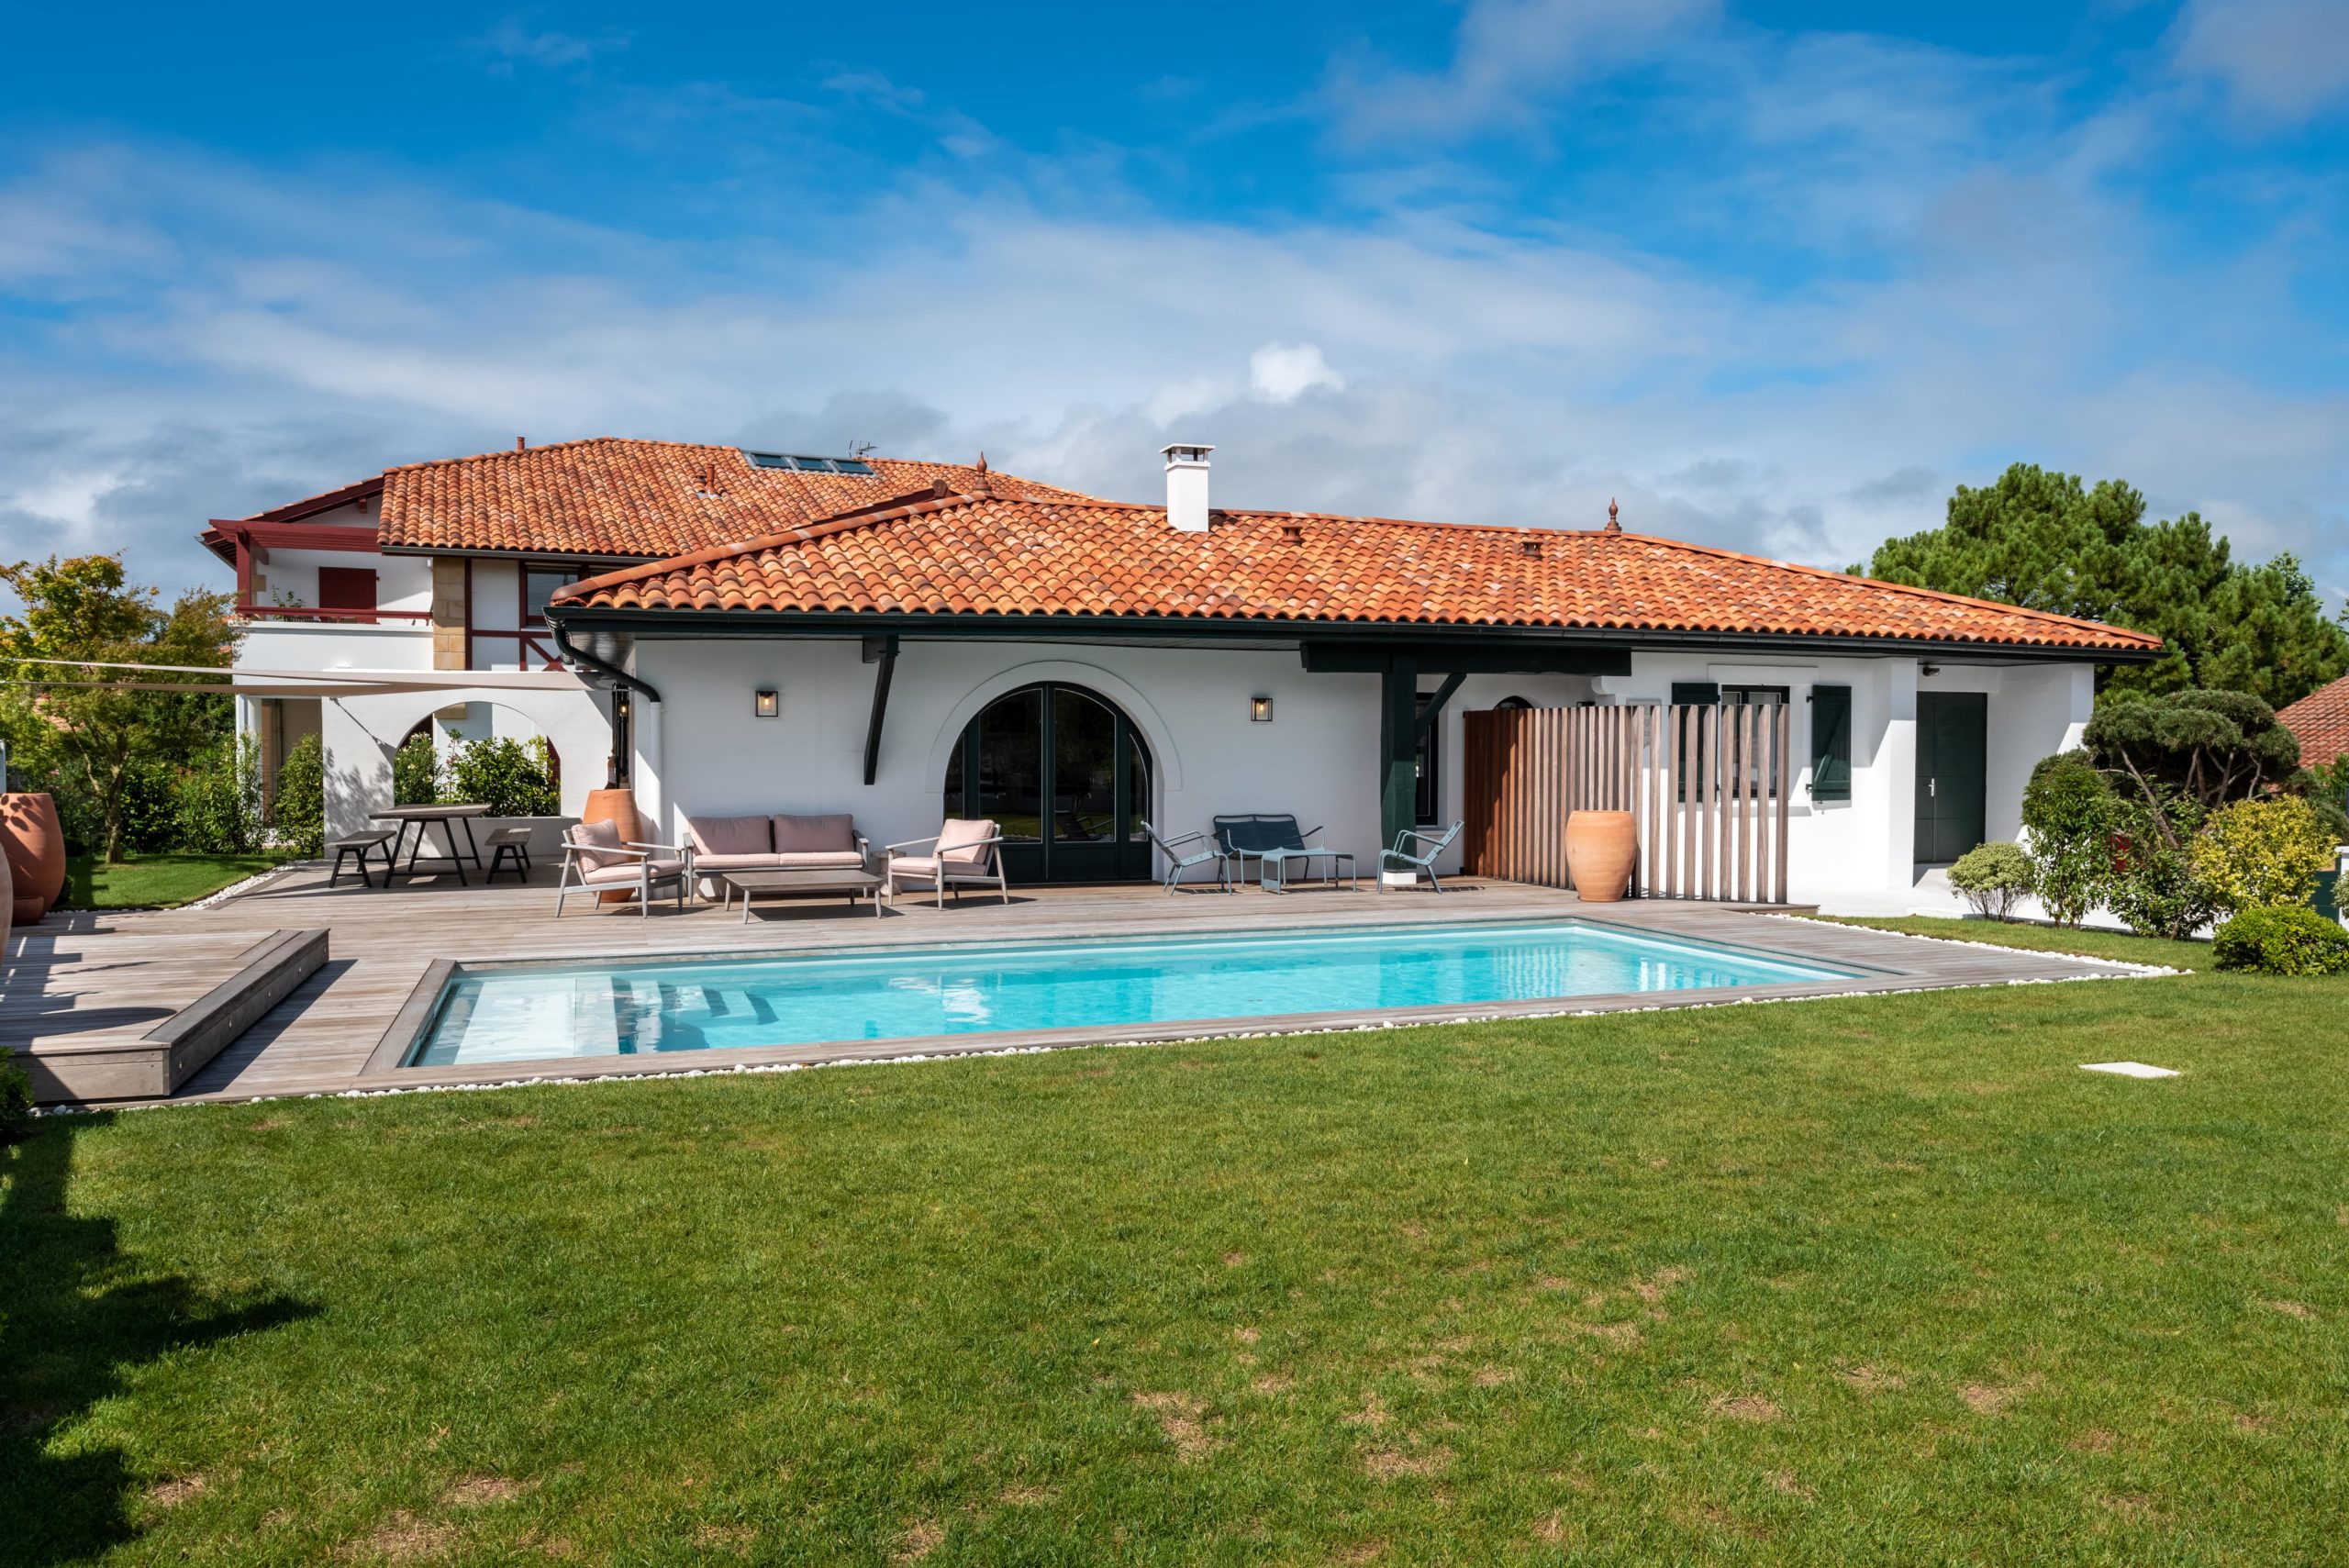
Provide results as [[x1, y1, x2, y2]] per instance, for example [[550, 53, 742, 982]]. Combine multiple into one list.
[[551, 620, 663, 798], [550, 620, 662, 705]]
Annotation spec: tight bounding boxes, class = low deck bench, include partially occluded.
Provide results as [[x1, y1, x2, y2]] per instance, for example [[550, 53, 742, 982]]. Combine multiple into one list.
[[328, 829, 395, 889], [483, 825, 534, 884]]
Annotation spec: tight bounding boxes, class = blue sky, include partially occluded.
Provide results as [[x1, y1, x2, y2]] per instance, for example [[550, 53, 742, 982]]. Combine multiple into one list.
[[2, 0, 2343, 602]]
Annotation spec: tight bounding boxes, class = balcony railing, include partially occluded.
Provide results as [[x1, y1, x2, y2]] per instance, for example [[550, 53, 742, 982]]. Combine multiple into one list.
[[232, 605, 432, 625]]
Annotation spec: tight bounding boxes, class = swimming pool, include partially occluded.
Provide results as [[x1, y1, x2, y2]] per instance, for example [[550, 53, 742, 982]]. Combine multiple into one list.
[[405, 919, 1860, 1068]]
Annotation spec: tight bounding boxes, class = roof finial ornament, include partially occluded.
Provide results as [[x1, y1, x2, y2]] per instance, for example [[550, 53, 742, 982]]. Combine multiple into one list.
[[975, 450, 989, 473], [1606, 496, 1620, 533]]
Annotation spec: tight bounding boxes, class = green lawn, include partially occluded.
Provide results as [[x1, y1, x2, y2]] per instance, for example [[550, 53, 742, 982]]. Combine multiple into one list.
[[6, 922, 2344, 1565], [58, 853, 287, 911]]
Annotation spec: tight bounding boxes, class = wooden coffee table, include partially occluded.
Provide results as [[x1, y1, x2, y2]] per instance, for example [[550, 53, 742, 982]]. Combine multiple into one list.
[[719, 867, 889, 921]]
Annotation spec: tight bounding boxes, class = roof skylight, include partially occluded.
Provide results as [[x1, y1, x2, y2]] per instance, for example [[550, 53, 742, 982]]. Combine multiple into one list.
[[744, 451, 878, 476]]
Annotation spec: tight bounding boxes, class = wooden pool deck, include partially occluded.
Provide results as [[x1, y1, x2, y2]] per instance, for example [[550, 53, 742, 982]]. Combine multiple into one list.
[[3, 863, 2154, 1107]]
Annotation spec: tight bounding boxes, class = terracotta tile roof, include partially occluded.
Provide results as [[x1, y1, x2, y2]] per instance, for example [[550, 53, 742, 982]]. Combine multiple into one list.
[[552, 491, 2164, 653], [2277, 674, 2349, 767], [365, 438, 1091, 559]]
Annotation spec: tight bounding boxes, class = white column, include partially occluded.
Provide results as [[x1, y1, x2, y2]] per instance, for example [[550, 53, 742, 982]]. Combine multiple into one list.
[[1878, 658, 1920, 889], [633, 697, 667, 841]]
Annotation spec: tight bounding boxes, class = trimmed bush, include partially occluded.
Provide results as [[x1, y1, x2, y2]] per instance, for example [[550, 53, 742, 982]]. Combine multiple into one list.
[[2106, 795, 2217, 941], [0, 1044, 33, 1143], [447, 736, 559, 818], [2211, 903, 2349, 975], [2021, 751, 2116, 928], [2188, 795, 2337, 913], [393, 732, 443, 806], [173, 734, 265, 854], [1948, 841, 2033, 921], [272, 732, 326, 858]]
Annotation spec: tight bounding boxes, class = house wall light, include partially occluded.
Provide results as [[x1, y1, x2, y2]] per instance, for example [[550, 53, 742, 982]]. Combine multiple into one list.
[[1250, 695, 1274, 723], [753, 688, 780, 718]]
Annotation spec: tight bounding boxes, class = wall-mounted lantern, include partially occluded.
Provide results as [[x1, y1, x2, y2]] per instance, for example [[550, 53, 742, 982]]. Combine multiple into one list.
[[753, 688, 780, 718], [1250, 695, 1274, 723]]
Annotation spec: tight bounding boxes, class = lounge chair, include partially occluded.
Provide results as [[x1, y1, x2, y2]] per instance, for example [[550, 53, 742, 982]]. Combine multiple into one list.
[[883, 818, 1008, 907], [1377, 820, 1463, 893], [1212, 814, 1327, 889], [554, 819, 692, 917], [1141, 819, 1232, 895]]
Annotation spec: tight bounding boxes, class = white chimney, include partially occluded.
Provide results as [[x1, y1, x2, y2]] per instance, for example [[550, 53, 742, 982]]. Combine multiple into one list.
[[1163, 442, 1213, 533]]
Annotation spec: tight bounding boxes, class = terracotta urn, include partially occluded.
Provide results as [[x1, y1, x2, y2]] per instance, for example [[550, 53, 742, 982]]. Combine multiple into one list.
[[1, 828, 12, 967], [2, 792, 67, 924], [582, 785, 641, 905], [1564, 809, 1637, 903]]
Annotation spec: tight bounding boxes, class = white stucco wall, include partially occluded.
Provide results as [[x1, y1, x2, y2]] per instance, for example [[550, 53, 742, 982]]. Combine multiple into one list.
[[317, 685, 612, 837], [248, 547, 429, 616], [624, 638, 1605, 877]]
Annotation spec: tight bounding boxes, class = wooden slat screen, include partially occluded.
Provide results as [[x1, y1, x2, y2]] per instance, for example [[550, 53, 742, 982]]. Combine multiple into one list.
[[1463, 703, 1791, 901]]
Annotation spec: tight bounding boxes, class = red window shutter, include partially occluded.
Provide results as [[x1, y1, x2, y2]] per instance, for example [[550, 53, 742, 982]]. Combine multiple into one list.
[[317, 567, 379, 620]]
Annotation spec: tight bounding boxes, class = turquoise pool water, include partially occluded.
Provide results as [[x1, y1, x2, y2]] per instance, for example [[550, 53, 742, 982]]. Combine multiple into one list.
[[407, 920, 1857, 1068]]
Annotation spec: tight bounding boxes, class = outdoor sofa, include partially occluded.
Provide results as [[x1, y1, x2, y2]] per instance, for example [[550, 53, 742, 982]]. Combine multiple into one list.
[[682, 812, 872, 892]]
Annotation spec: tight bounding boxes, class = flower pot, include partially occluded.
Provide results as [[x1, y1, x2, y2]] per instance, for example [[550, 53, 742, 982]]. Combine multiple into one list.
[[582, 786, 641, 905], [2, 792, 67, 924], [1, 831, 12, 966], [1564, 808, 1637, 903]]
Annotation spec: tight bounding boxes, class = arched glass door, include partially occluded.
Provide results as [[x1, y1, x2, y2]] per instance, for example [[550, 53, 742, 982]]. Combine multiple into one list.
[[942, 683, 1152, 883]]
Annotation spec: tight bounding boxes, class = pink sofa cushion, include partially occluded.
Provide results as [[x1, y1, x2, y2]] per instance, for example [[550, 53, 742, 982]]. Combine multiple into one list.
[[694, 852, 782, 872], [566, 817, 628, 872], [938, 817, 996, 868], [774, 813, 858, 853], [774, 850, 865, 870], [580, 858, 684, 885], [685, 814, 773, 856]]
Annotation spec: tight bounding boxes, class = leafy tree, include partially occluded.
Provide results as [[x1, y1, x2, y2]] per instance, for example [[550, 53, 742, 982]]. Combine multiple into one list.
[[1860, 463, 2349, 706], [2081, 690, 2303, 824], [0, 556, 238, 862], [2188, 797, 2337, 913]]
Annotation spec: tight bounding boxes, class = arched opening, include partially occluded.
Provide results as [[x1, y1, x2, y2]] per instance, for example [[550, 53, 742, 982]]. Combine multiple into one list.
[[942, 682, 1152, 884], [392, 703, 562, 814]]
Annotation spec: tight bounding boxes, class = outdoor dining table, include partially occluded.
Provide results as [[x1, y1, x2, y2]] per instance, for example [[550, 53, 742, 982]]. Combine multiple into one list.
[[369, 803, 493, 885]]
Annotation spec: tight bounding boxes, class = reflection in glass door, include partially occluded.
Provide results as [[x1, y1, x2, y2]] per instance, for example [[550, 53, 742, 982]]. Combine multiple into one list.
[[943, 683, 1152, 883]]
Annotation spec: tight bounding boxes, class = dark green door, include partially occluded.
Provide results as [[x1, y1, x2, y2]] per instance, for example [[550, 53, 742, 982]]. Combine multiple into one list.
[[943, 683, 1152, 884], [1915, 692, 1987, 864]]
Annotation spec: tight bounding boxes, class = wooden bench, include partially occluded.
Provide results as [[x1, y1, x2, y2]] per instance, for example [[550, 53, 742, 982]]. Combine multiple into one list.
[[328, 829, 395, 889], [484, 825, 535, 884]]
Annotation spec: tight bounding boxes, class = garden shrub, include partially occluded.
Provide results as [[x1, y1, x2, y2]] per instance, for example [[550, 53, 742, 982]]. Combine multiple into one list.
[[393, 731, 444, 806], [2106, 795, 2217, 940], [0, 1044, 32, 1143], [173, 734, 265, 854], [1947, 841, 2033, 921], [2021, 751, 2115, 928], [2211, 903, 2349, 975], [2188, 795, 2338, 913], [272, 732, 327, 858], [447, 736, 559, 817]]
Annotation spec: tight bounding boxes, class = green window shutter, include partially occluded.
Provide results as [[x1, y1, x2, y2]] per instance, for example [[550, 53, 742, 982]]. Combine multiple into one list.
[[1810, 684, 1853, 803], [1671, 681, 1720, 706]]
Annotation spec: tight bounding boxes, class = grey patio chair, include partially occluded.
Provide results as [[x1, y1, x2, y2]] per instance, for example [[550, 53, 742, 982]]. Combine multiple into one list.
[[554, 818, 693, 917], [1141, 819, 1232, 895], [1378, 820, 1464, 893], [1211, 814, 1325, 888]]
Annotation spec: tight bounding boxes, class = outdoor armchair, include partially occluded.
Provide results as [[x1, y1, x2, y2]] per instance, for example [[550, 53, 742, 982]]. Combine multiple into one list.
[[553, 819, 694, 917], [1377, 820, 1463, 894], [1141, 819, 1233, 895], [884, 817, 1008, 907]]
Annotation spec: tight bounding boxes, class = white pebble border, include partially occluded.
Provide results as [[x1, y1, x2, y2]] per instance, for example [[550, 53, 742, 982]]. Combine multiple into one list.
[[1771, 913, 2185, 977], [33, 926, 2178, 1118]]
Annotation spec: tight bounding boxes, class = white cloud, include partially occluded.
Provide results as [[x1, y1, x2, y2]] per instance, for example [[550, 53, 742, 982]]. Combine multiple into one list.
[[1328, 0, 1719, 142], [2171, 0, 2349, 120], [473, 18, 629, 76], [1249, 342, 1345, 402]]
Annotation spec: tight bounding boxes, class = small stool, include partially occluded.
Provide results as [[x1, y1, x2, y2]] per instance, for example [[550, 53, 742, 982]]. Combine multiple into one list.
[[484, 825, 535, 884], [328, 829, 395, 889]]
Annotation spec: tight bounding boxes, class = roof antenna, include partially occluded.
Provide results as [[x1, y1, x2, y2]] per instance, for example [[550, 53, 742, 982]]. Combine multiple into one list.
[[1605, 497, 1620, 533], [849, 439, 876, 460]]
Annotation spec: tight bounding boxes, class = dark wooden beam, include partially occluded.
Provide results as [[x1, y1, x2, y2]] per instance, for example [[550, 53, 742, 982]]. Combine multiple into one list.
[[1379, 655, 1419, 856], [1414, 669, 1467, 740], [1301, 641, 1631, 676], [862, 636, 898, 786]]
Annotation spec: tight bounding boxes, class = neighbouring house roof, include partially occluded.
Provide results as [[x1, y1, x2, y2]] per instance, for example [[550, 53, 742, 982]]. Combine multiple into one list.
[[550, 488, 2165, 655], [2277, 675, 2349, 767], [369, 439, 1091, 559]]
